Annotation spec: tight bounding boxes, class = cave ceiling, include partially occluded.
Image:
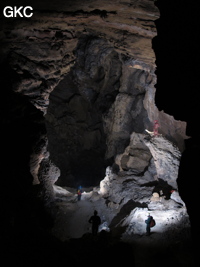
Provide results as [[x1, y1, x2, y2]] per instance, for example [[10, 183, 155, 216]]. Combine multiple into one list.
[[0, 0, 159, 101]]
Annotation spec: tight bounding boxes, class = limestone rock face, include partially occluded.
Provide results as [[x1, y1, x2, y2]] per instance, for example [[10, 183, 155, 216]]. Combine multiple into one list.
[[98, 133, 188, 238], [115, 132, 181, 189], [101, 134, 182, 202], [30, 135, 50, 185], [38, 157, 61, 204], [0, 0, 187, 196], [144, 135, 181, 189], [117, 133, 152, 174], [97, 133, 189, 240], [0, 0, 158, 113]]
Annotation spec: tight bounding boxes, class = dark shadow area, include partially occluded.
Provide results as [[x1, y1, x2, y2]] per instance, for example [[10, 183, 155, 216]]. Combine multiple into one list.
[[67, 233, 135, 266], [153, 178, 173, 199], [0, 63, 60, 266], [177, 138, 200, 263], [141, 178, 173, 199], [0, 62, 46, 222], [46, 35, 122, 187], [153, 0, 200, 130], [153, 0, 200, 263]]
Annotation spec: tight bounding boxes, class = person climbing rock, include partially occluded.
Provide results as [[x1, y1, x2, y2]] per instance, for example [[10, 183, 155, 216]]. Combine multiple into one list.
[[153, 120, 159, 136], [88, 210, 101, 235], [145, 120, 160, 137]]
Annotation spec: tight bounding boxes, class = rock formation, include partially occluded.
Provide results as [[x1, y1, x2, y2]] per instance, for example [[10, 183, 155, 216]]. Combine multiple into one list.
[[51, 133, 189, 244], [0, 1, 193, 266], [0, 1, 188, 188]]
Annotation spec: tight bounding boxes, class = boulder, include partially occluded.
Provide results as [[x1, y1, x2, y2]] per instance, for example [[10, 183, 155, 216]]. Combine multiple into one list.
[[144, 135, 181, 189], [150, 192, 160, 202], [117, 133, 152, 174]]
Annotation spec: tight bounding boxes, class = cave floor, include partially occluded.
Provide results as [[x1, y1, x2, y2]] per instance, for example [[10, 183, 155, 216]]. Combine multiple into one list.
[[49, 186, 195, 267], [2, 186, 195, 267]]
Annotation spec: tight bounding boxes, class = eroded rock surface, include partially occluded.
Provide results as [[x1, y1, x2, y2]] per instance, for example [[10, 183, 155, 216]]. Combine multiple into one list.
[[0, 0, 188, 189], [51, 135, 189, 243], [144, 135, 181, 188]]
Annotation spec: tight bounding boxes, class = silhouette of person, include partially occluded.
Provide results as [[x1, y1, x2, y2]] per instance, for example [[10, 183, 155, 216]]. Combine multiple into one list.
[[88, 210, 101, 235], [145, 214, 152, 236]]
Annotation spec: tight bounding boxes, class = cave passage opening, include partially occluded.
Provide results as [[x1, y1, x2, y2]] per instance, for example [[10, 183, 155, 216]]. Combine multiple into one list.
[[45, 35, 122, 188]]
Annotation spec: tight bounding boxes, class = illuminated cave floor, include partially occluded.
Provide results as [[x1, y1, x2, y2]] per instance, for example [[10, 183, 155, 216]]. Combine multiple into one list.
[[50, 186, 195, 267]]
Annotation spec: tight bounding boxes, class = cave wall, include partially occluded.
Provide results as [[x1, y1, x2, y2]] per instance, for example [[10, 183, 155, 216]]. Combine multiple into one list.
[[0, 63, 47, 239], [0, 0, 188, 191]]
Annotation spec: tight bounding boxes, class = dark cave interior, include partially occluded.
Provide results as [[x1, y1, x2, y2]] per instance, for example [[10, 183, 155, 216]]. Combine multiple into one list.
[[0, 0, 200, 266], [153, 0, 200, 261], [45, 36, 122, 187], [153, 0, 199, 135]]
